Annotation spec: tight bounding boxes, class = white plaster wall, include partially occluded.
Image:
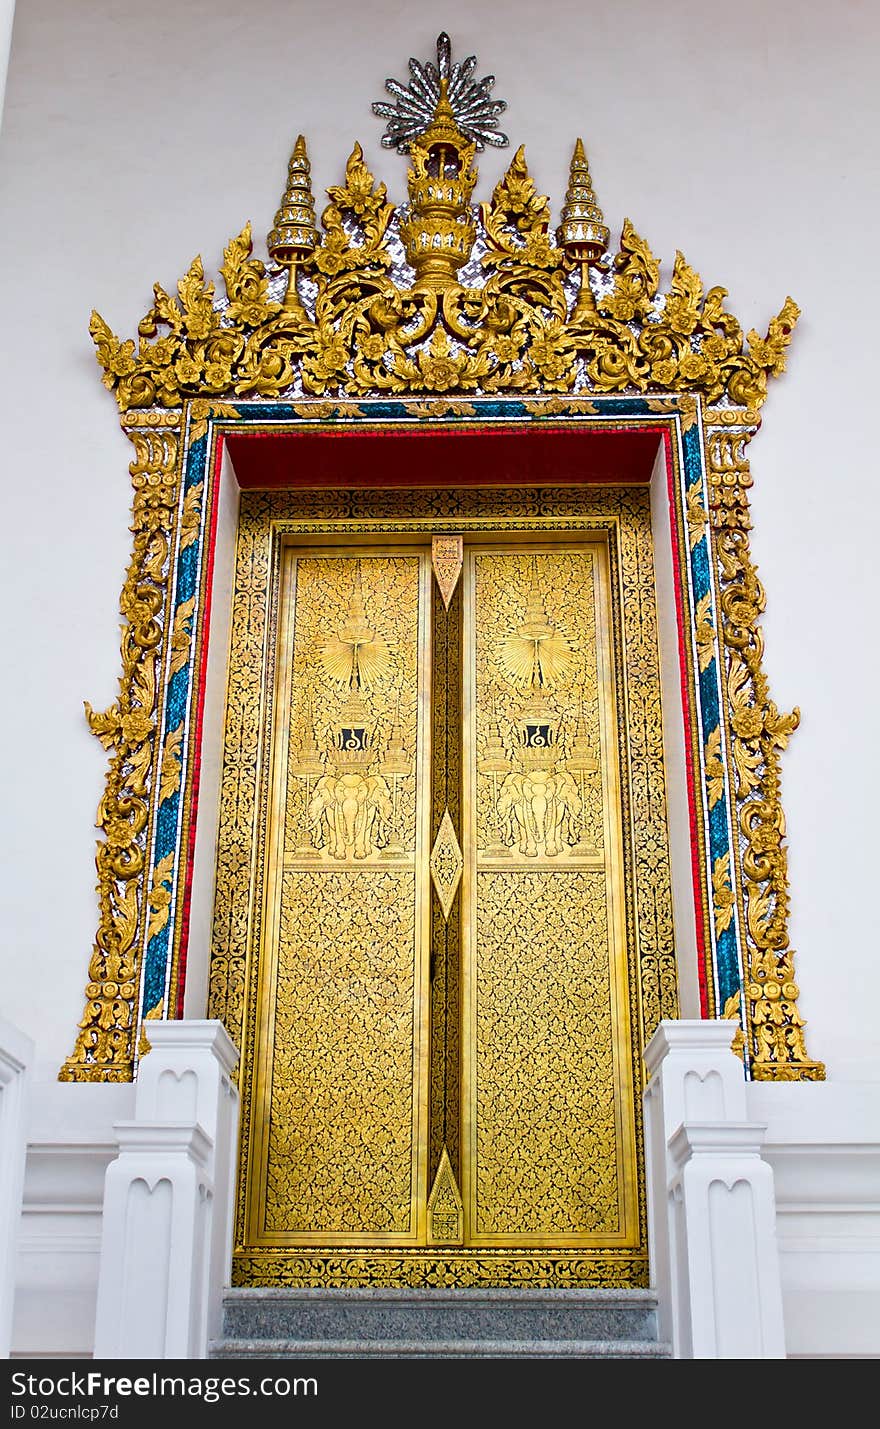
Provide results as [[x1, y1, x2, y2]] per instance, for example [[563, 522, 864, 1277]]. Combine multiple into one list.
[[0, 1, 15, 134], [13, 1082, 134, 1358], [748, 1083, 880, 1358], [0, 0, 877, 1088]]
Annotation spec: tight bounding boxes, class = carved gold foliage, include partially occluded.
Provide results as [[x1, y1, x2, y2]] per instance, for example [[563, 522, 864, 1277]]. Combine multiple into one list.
[[522, 397, 599, 416], [747, 947, 814, 1079], [712, 852, 735, 938], [481, 144, 561, 273], [707, 454, 823, 1077], [723, 991, 746, 1063], [693, 591, 716, 674], [189, 404, 239, 445], [316, 142, 395, 278], [408, 400, 477, 419], [686, 479, 708, 550], [60, 415, 182, 1082], [178, 480, 204, 549], [159, 722, 184, 804], [168, 596, 196, 681], [289, 401, 368, 420], [147, 851, 175, 943], [704, 726, 725, 810]]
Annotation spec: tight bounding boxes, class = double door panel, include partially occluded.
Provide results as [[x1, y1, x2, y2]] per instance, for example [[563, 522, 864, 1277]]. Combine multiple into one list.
[[247, 535, 638, 1252]]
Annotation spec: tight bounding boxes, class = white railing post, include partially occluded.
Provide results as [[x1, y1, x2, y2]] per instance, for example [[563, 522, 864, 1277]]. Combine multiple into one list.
[[93, 1020, 239, 1359], [0, 1016, 33, 1358], [644, 1018, 786, 1358]]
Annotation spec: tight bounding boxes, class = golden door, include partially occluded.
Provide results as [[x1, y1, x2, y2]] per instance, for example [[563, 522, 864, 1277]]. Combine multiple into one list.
[[242, 531, 642, 1264]]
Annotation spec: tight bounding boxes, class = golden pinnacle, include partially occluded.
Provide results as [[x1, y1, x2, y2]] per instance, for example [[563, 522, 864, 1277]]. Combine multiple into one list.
[[400, 76, 478, 293], [557, 138, 610, 323], [267, 134, 319, 318]]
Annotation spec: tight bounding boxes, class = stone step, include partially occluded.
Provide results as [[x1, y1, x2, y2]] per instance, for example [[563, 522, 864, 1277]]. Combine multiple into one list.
[[211, 1287, 670, 1359], [209, 1335, 671, 1359]]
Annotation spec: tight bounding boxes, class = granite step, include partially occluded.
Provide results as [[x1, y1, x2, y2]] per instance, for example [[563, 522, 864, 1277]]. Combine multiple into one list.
[[209, 1287, 671, 1360]]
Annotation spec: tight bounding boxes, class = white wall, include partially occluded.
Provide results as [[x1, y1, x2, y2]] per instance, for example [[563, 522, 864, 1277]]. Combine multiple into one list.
[[0, 0, 878, 1084]]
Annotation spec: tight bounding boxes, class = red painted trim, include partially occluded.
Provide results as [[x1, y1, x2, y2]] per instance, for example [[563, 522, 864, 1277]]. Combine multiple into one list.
[[225, 423, 665, 491], [663, 430, 710, 1015], [173, 436, 224, 1018], [172, 415, 709, 1018]]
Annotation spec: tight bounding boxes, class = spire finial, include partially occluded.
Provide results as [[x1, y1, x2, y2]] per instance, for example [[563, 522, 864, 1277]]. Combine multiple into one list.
[[557, 138, 610, 324], [267, 134, 319, 318]]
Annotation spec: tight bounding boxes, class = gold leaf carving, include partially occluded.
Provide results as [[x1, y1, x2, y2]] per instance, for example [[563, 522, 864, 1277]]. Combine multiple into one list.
[[408, 401, 478, 419], [178, 481, 204, 550], [522, 397, 599, 416], [137, 996, 164, 1060], [678, 395, 699, 433], [61, 419, 182, 1082], [704, 726, 725, 810], [220, 222, 280, 329], [694, 590, 716, 673], [431, 534, 463, 609], [686, 479, 708, 550], [712, 852, 735, 938], [147, 851, 175, 944], [159, 722, 184, 804], [189, 403, 239, 444], [168, 596, 196, 680], [723, 991, 745, 1062]]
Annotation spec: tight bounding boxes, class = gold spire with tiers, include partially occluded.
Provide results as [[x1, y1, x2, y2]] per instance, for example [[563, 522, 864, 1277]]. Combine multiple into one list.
[[556, 138, 610, 324], [267, 134, 320, 318]]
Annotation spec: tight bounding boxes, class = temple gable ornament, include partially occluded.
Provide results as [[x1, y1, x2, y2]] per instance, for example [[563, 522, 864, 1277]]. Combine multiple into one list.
[[64, 32, 824, 1087]]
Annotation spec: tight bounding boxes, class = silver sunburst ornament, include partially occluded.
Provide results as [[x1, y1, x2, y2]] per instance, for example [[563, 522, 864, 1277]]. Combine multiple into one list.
[[372, 31, 509, 152]]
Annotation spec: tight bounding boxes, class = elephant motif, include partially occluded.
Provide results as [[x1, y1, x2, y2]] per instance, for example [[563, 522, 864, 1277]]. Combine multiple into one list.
[[308, 770, 393, 860], [496, 767, 581, 857]]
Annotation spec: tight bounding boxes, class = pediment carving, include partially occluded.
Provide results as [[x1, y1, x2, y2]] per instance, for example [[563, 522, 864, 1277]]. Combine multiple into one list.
[[90, 35, 796, 415]]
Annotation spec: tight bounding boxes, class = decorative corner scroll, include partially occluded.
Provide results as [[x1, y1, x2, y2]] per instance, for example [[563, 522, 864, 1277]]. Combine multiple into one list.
[[60, 410, 184, 1082]]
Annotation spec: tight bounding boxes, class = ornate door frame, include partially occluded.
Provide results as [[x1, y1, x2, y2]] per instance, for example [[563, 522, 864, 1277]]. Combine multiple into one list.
[[61, 32, 824, 1095]]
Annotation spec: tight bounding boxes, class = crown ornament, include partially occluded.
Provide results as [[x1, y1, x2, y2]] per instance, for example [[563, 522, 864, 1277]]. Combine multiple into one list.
[[399, 80, 478, 293], [373, 31, 508, 152]]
